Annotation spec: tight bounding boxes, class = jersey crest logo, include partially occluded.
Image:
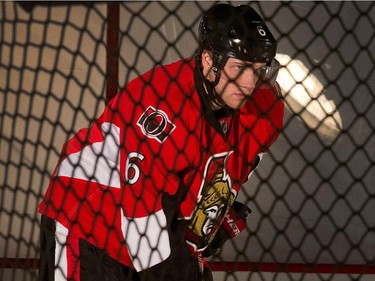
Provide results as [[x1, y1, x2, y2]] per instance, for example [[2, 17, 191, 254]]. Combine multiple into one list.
[[185, 151, 236, 250], [137, 106, 176, 143]]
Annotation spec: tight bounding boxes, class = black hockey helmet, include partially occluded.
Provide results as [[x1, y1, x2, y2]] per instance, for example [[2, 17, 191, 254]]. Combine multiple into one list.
[[198, 3, 277, 65], [196, 4, 279, 106]]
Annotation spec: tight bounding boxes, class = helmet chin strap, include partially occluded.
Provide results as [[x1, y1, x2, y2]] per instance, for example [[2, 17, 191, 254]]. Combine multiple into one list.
[[203, 68, 226, 108], [197, 50, 229, 109], [204, 52, 230, 108]]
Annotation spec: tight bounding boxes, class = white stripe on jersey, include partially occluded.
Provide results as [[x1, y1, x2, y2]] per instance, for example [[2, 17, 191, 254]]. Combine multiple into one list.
[[121, 209, 170, 271], [56, 122, 121, 188], [55, 222, 68, 281]]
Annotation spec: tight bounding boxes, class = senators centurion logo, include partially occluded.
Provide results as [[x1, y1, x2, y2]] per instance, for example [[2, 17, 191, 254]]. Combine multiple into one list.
[[137, 106, 176, 143], [185, 151, 237, 251]]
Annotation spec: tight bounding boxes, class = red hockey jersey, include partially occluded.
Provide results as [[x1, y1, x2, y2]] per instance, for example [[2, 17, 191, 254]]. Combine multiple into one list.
[[39, 58, 284, 271]]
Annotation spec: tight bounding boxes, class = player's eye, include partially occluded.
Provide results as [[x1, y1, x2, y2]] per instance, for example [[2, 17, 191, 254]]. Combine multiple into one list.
[[233, 64, 245, 72]]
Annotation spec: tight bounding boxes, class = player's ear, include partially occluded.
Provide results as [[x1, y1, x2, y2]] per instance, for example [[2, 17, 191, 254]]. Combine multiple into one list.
[[201, 50, 214, 77]]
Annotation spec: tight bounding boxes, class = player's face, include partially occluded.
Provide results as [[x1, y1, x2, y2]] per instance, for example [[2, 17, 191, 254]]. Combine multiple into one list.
[[201, 51, 265, 110], [215, 58, 265, 110]]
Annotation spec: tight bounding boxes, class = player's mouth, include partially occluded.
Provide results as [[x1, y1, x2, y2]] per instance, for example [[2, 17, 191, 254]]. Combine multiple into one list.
[[233, 92, 248, 100]]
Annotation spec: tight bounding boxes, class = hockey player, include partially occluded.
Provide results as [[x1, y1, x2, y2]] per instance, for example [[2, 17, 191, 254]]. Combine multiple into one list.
[[38, 3, 284, 281]]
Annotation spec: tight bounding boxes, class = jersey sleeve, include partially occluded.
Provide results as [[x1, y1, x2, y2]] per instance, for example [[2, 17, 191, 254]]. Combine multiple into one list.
[[241, 82, 284, 153], [104, 65, 199, 271], [39, 60, 199, 271]]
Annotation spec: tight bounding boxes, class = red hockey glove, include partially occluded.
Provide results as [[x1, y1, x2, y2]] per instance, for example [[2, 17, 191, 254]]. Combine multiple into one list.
[[203, 201, 251, 257]]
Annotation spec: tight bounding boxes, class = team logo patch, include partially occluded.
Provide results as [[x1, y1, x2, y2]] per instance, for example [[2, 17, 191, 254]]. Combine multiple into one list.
[[137, 106, 176, 143], [219, 120, 228, 135], [185, 151, 236, 250]]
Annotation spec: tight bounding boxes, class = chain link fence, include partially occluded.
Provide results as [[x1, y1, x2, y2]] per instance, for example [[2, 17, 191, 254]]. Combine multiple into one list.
[[0, 1, 374, 280]]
